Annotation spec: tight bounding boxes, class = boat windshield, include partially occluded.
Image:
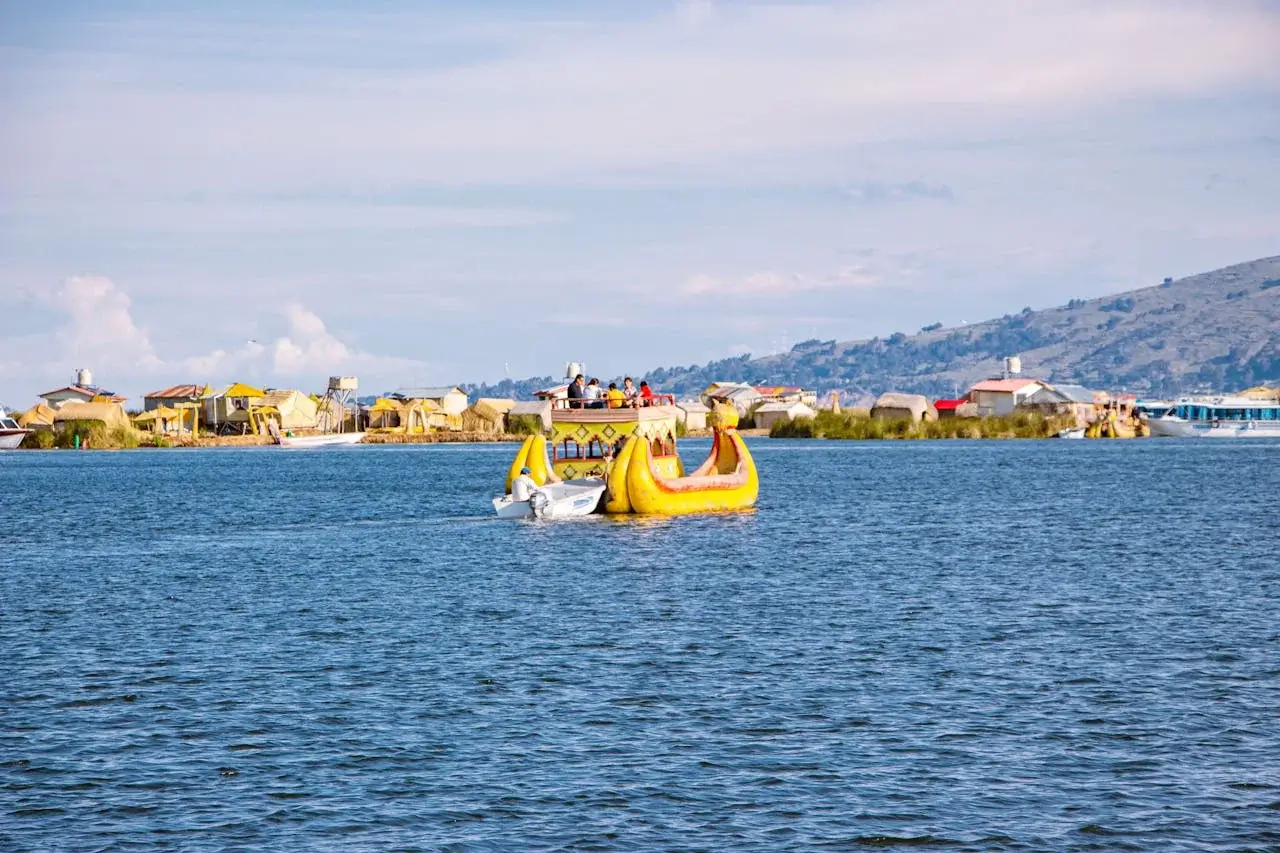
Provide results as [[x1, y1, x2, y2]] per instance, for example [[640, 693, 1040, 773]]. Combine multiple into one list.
[[0, 417, 20, 429], [1176, 403, 1280, 421]]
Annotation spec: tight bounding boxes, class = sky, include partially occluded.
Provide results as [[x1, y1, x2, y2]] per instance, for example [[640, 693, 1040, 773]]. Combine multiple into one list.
[[1, 0, 1278, 405]]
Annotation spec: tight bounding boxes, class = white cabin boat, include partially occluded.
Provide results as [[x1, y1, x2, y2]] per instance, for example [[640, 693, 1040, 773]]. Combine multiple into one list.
[[1144, 396, 1280, 438], [276, 432, 365, 448], [0, 409, 32, 449], [493, 479, 606, 519]]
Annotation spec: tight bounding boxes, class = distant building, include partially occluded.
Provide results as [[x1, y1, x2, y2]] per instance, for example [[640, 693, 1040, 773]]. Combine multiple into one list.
[[532, 383, 570, 404], [202, 382, 267, 432], [754, 400, 816, 430], [1020, 384, 1101, 427], [703, 382, 763, 415], [755, 385, 817, 406], [143, 384, 208, 412], [871, 393, 937, 422], [675, 400, 710, 431], [39, 384, 126, 408], [967, 378, 1048, 416], [393, 386, 469, 417]]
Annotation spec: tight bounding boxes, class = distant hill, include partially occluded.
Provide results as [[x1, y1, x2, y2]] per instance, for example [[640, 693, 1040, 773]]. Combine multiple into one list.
[[467, 255, 1280, 401]]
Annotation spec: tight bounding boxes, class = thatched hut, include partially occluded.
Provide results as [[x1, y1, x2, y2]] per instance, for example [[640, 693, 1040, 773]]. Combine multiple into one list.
[[262, 389, 319, 431], [366, 398, 404, 430], [508, 400, 551, 434], [871, 393, 937, 422], [132, 405, 194, 435], [462, 398, 516, 434], [18, 403, 56, 430], [52, 401, 130, 428]]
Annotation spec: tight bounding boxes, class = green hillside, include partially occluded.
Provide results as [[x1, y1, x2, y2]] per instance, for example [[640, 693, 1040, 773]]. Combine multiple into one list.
[[468, 255, 1280, 401]]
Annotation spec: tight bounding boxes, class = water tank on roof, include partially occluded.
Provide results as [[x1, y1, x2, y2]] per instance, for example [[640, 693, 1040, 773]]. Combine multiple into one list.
[[565, 362, 584, 380], [329, 376, 358, 391], [1004, 356, 1022, 377], [76, 368, 93, 387]]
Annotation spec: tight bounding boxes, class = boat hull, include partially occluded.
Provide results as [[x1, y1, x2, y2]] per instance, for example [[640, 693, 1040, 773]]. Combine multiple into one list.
[[493, 479, 606, 519], [624, 430, 758, 515], [1147, 417, 1280, 438], [0, 430, 30, 449], [277, 432, 366, 448]]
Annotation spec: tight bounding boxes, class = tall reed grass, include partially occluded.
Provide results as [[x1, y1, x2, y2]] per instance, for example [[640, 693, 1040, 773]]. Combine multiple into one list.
[[770, 409, 1072, 440]]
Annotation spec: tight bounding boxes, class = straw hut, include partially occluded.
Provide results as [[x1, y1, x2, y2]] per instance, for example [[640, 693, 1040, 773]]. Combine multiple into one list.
[[754, 400, 817, 430], [508, 400, 552, 433], [52, 401, 130, 429], [132, 405, 194, 435], [871, 393, 937, 422], [462, 398, 516, 434], [366, 398, 404, 430], [18, 403, 56, 430], [262, 389, 319, 431]]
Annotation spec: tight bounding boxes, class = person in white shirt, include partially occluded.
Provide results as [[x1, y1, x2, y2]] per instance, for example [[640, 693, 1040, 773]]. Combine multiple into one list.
[[584, 378, 604, 408], [511, 467, 543, 502]]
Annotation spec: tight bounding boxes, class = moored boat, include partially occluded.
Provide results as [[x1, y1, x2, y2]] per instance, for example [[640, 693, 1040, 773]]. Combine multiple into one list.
[[0, 409, 33, 449], [277, 431, 365, 448], [1144, 395, 1280, 438]]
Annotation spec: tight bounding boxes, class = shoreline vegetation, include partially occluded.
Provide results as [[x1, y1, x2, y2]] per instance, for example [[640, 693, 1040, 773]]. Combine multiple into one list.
[[16, 415, 1075, 450], [770, 409, 1074, 440]]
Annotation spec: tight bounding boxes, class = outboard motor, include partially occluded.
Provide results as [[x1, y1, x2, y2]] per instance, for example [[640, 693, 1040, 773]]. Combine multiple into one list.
[[530, 491, 551, 519]]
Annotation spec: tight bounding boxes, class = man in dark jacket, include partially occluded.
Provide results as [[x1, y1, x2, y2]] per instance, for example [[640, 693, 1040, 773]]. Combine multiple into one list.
[[566, 374, 587, 408]]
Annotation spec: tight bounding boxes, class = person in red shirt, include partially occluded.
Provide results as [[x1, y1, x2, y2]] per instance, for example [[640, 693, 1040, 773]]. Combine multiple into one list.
[[638, 380, 655, 407]]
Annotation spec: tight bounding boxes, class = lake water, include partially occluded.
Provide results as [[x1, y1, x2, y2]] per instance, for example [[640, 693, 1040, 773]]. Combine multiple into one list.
[[2, 438, 1278, 851]]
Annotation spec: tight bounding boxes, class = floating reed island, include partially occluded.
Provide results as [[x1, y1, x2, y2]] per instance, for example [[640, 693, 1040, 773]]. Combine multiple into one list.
[[770, 409, 1075, 440]]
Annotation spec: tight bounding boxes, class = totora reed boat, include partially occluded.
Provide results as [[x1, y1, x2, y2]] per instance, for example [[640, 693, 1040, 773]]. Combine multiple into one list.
[[500, 380, 758, 516]]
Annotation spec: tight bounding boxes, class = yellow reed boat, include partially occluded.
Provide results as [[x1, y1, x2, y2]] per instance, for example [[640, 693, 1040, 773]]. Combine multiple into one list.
[[504, 396, 758, 516]]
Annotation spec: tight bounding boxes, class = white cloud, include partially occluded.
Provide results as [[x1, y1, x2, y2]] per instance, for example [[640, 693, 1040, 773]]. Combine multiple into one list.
[[2, 276, 427, 401], [50, 275, 162, 372]]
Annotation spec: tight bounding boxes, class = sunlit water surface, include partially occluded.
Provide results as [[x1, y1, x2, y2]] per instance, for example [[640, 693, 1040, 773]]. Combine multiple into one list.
[[2, 439, 1278, 851]]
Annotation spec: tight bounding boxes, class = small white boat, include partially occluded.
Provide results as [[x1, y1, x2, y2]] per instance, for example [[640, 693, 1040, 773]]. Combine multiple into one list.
[[1056, 427, 1086, 439], [0, 409, 32, 449], [277, 432, 365, 448], [493, 479, 606, 519]]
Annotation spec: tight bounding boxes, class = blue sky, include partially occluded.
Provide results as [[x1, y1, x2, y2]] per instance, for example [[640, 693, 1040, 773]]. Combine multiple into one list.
[[1, 0, 1277, 405]]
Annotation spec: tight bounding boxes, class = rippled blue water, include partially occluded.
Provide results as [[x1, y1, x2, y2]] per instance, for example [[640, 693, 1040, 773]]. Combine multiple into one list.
[[2, 438, 1279, 851]]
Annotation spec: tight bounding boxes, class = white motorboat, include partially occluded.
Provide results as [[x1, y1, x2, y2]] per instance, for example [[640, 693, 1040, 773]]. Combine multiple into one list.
[[277, 431, 365, 448], [0, 409, 32, 449], [1056, 427, 1086, 439], [1144, 396, 1280, 438], [493, 479, 606, 519]]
